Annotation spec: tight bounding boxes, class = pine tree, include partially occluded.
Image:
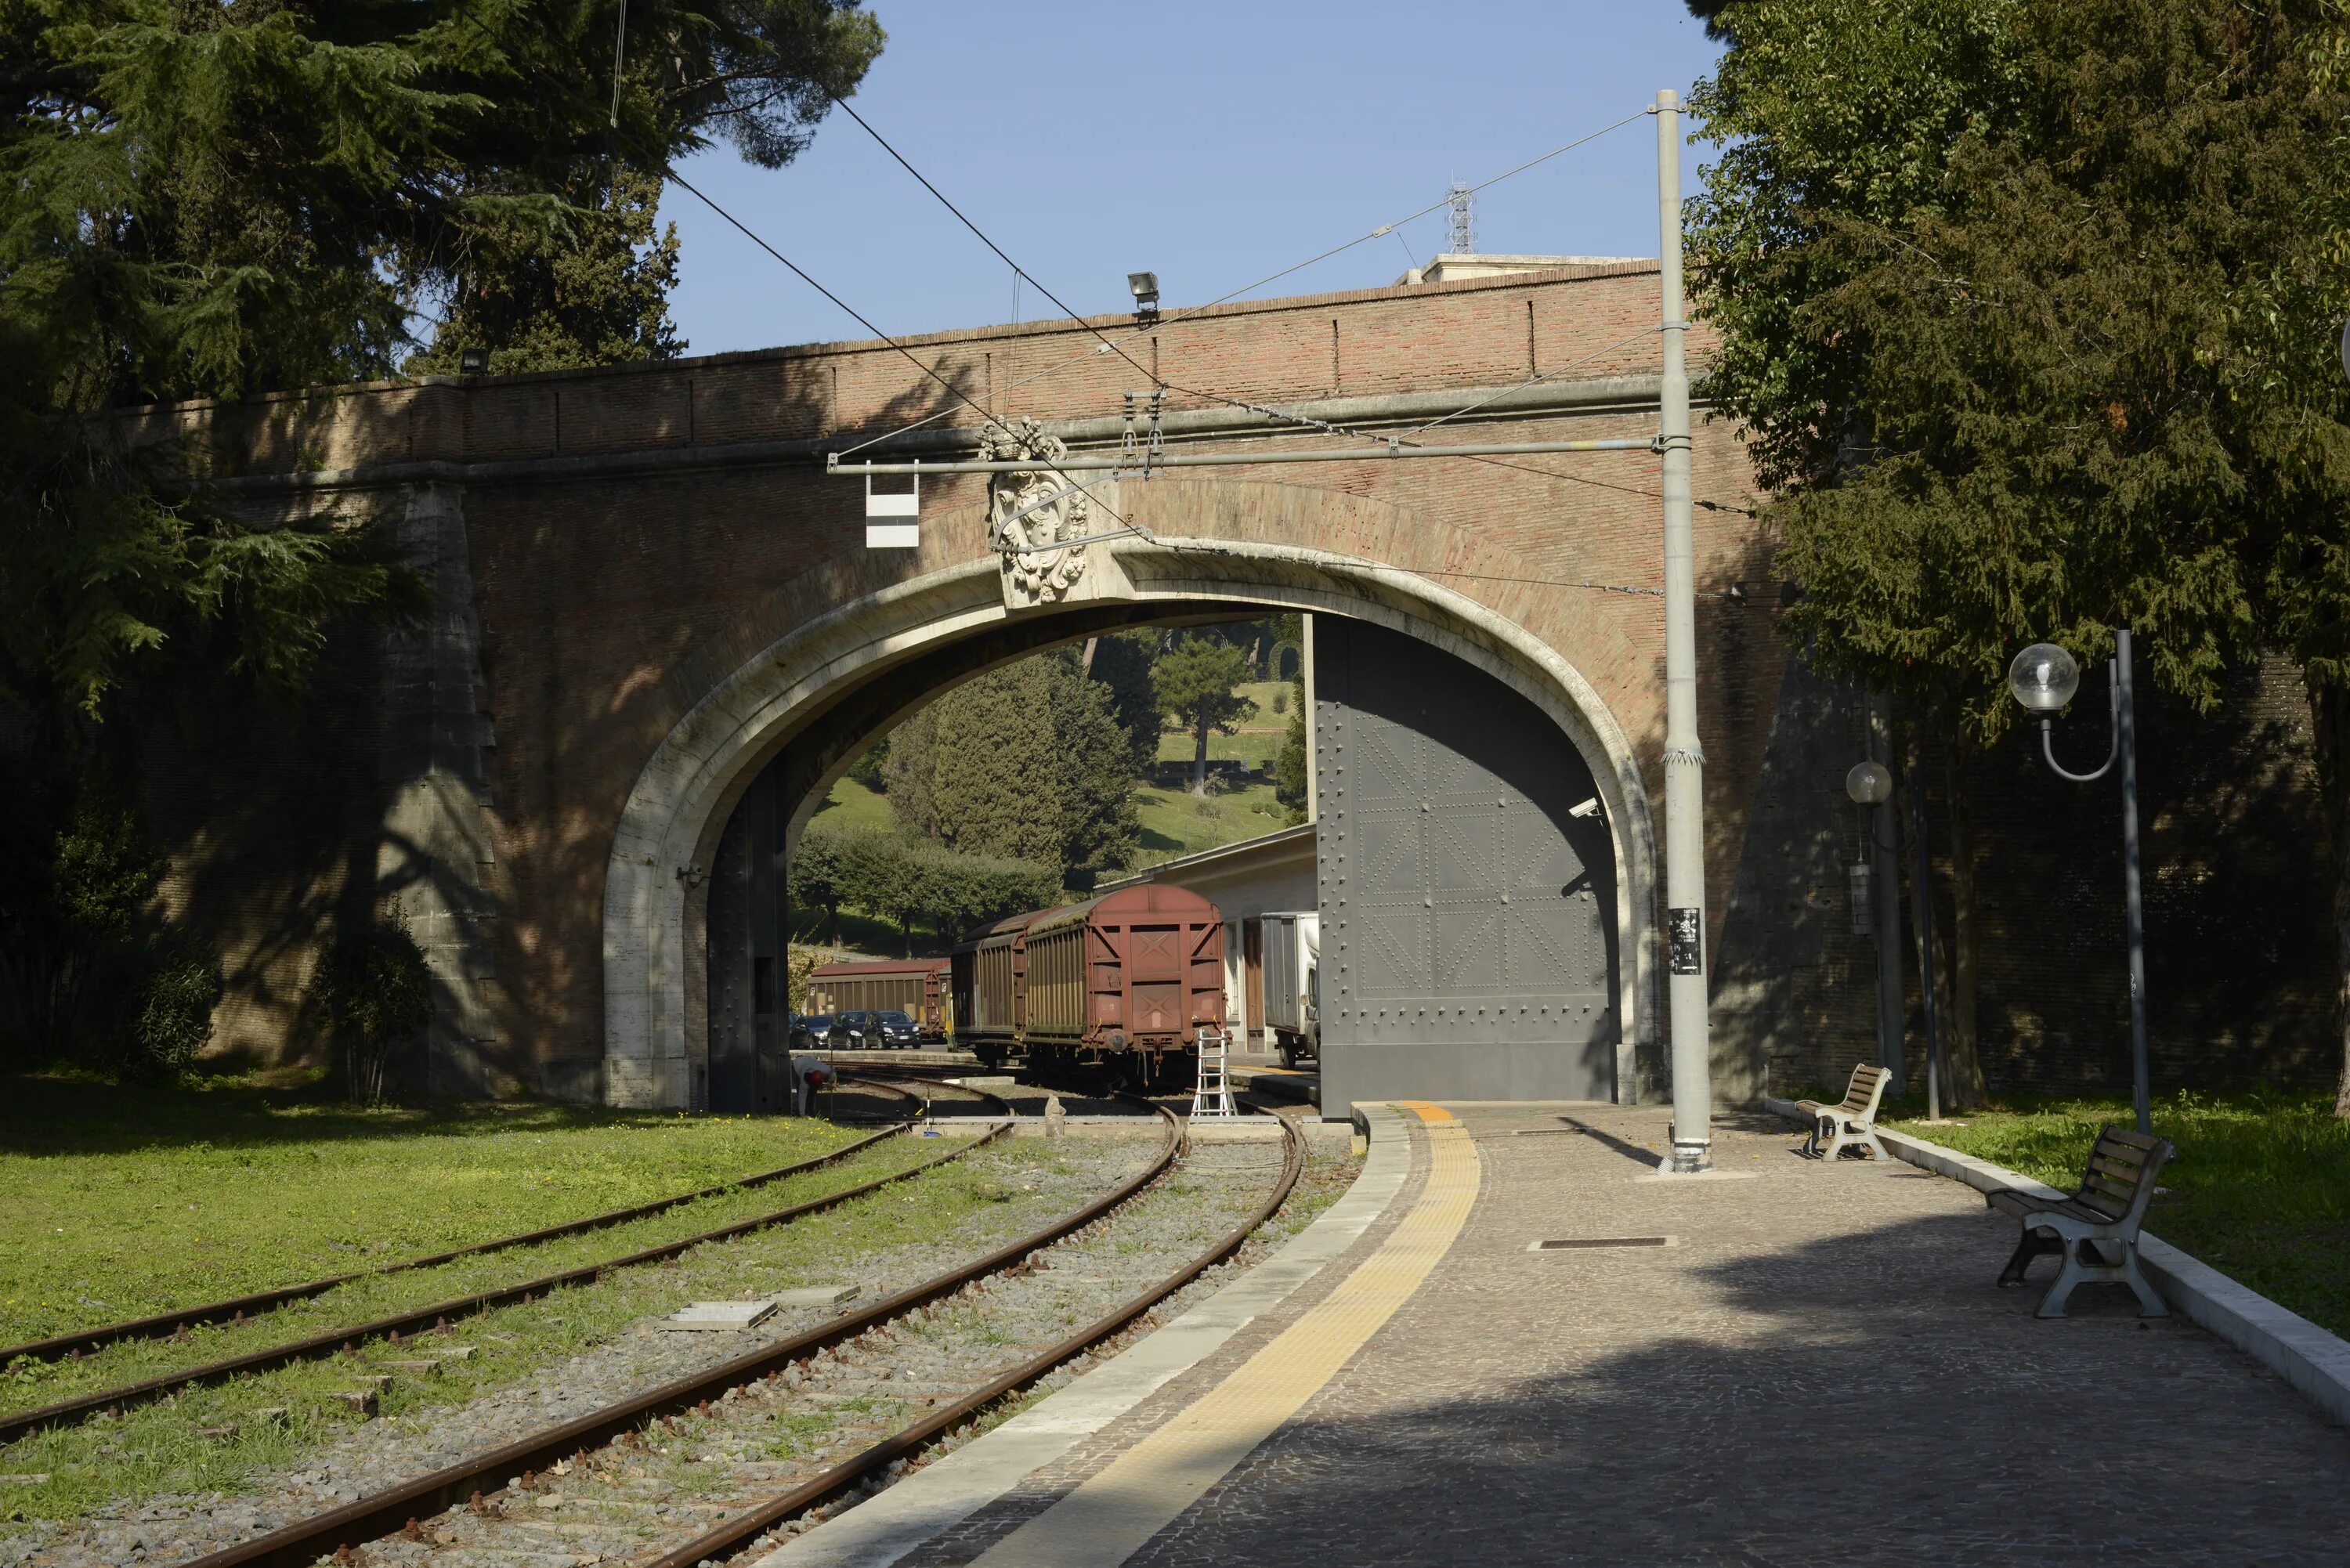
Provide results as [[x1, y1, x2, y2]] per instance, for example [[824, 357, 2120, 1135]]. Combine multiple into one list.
[[1152, 636, 1257, 796]]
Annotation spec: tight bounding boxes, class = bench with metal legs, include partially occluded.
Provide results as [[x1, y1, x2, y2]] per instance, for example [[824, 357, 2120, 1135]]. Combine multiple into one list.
[[1795, 1064, 1891, 1161], [1986, 1123, 2173, 1318]]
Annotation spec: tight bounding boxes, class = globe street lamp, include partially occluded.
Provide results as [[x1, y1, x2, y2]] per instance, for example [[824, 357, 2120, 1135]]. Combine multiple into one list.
[[1844, 757, 1915, 1104], [2008, 633, 2152, 1135]]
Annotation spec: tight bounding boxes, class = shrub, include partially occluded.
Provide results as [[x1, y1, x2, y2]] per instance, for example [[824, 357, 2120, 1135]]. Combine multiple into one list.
[[316, 910, 432, 1106], [121, 943, 222, 1078]]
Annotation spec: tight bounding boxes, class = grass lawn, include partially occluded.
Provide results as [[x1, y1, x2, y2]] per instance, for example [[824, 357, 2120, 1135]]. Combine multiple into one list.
[[0, 1075, 865, 1347], [808, 775, 894, 834], [1132, 780, 1297, 867], [0, 1124, 1085, 1525], [1877, 1089, 2350, 1339]]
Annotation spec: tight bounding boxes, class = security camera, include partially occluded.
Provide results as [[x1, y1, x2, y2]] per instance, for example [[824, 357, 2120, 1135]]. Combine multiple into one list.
[[1570, 797, 1601, 819]]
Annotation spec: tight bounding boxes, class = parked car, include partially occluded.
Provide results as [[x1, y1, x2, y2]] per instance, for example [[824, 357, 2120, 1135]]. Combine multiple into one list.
[[833, 1010, 874, 1048], [791, 1013, 834, 1050], [870, 1009, 920, 1049]]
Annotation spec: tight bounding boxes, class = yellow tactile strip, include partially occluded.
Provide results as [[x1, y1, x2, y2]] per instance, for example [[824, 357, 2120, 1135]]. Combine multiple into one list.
[[964, 1101, 1481, 1567]]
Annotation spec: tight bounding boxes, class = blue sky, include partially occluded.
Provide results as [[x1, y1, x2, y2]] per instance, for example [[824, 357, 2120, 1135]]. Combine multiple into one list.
[[663, 2, 1724, 357]]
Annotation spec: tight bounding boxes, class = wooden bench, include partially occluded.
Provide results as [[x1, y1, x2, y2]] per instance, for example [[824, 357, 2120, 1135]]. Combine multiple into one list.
[[1987, 1124, 2174, 1319], [1795, 1064, 1890, 1161]]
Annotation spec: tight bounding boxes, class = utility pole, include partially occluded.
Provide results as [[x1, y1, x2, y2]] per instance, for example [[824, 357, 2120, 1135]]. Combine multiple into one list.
[[1655, 89, 1712, 1174]]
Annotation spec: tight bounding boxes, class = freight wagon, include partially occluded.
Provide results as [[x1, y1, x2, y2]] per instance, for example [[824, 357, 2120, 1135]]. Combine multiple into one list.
[[950, 884, 1227, 1093], [804, 957, 952, 1040]]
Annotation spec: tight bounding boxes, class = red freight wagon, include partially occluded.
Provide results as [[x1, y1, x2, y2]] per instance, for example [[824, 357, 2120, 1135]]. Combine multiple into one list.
[[805, 957, 952, 1040], [951, 884, 1225, 1092]]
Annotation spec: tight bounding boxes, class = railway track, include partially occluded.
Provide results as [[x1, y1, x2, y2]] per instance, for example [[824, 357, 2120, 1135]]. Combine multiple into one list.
[[0, 1082, 1013, 1446], [164, 1103, 1301, 1568]]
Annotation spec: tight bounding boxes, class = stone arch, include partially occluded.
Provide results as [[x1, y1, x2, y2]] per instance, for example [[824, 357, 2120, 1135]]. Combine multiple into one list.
[[602, 479, 1661, 1109]]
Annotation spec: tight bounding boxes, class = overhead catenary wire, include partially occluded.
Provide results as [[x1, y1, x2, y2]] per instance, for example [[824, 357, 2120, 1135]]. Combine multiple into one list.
[[823, 103, 1762, 518], [439, 0, 1132, 533], [659, 163, 1141, 533], [832, 107, 1654, 459], [821, 102, 1762, 525]]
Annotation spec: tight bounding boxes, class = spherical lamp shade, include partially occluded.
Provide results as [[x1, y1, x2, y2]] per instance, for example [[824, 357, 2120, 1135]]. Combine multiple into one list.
[[2008, 643, 2081, 713], [1844, 761, 1893, 806]]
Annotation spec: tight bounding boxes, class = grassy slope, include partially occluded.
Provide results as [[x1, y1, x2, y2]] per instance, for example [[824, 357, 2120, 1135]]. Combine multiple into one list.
[[1132, 780, 1293, 867], [1877, 1089, 2350, 1339], [0, 1078, 861, 1346]]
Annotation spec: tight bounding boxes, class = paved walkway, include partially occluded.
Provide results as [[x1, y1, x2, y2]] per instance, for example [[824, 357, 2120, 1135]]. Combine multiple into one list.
[[895, 1103, 2350, 1567]]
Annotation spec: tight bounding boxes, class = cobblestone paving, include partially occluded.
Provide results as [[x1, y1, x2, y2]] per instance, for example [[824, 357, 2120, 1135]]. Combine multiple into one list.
[[909, 1106, 2350, 1567]]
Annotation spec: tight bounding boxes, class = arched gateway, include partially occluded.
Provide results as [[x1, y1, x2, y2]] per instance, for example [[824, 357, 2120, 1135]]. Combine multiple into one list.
[[164, 260, 1802, 1115], [600, 479, 1659, 1110]]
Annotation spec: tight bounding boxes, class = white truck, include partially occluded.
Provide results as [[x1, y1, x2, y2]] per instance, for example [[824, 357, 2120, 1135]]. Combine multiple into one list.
[[1258, 910, 1320, 1068]]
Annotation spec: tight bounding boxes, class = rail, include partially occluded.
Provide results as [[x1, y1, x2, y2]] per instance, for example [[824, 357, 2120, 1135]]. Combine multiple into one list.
[[0, 1115, 921, 1369], [0, 1113, 1009, 1443], [177, 1102, 1198, 1568]]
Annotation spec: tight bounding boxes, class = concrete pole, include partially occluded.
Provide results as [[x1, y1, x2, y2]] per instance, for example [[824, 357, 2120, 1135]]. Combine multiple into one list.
[[1655, 89, 1712, 1173], [1867, 692, 1907, 1095]]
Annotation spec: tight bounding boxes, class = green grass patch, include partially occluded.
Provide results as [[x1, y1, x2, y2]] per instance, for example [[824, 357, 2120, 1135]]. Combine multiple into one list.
[[0, 1135, 1114, 1525], [1132, 782, 1295, 866], [0, 1075, 865, 1348], [1154, 728, 1281, 767], [1879, 1089, 2350, 1338], [808, 775, 895, 834]]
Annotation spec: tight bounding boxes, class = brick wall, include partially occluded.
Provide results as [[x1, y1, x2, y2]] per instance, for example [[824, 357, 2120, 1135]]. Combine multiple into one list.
[[131, 260, 2340, 1103]]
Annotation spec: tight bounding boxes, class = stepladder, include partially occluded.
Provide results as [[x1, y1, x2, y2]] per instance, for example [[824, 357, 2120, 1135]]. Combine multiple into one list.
[[1190, 1028, 1235, 1120]]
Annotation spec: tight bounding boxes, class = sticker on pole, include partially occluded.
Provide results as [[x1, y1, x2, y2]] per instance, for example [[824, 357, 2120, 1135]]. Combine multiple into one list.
[[1668, 907, 1703, 975], [866, 472, 919, 549]]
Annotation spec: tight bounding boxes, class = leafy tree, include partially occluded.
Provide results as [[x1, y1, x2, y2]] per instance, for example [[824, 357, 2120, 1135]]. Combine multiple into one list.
[[844, 735, 889, 793], [0, 774, 168, 1062], [1, 2, 880, 1071], [1086, 629, 1165, 775], [406, 164, 683, 376], [1, 0, 880, 734], [888, 653, 1138, 883], [1274, 675, 1310, 824], [881, 706, 940, 839], [787, 821, 852, 945], [837, 828, 919, 954], [1152, 635, 1257, 795], [1689, 0, 2350, 1104], [810, 826, 1055, 955], [314, 906, 432, 1106]]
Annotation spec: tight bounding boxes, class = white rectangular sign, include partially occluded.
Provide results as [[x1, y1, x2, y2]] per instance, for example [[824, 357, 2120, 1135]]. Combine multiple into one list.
[[866, 522, 920, 549], [865, 492, 920, 517]]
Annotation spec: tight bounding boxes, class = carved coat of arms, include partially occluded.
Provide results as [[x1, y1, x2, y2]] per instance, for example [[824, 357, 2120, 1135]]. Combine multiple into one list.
[[981, 418, 1090, 606]]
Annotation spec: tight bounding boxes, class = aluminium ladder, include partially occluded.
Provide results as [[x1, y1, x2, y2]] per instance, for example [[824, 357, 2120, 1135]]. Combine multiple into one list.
[[1190, 1028, 1236, 1120]]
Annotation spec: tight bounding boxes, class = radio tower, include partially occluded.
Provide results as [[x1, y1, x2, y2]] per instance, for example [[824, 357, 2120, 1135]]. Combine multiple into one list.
[[1448, 179, 1475, 254]]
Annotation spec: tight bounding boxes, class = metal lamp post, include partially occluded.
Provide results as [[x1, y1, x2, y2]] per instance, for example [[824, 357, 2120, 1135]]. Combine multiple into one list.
[[2008, 634, 2153, 1136], [1843, 759, 1907, 1096]]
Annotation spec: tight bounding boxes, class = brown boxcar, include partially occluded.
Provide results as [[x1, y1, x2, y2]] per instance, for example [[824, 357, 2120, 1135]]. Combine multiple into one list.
[[805, 957, 952, 1039], [950, 885, 1225, 1090]]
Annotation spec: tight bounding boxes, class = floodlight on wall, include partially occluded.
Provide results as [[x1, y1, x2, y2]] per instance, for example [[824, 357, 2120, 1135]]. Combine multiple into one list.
[[457, 346, 490, 376], [866, 468, 919, 549], [1128, 271, 1160, 321]]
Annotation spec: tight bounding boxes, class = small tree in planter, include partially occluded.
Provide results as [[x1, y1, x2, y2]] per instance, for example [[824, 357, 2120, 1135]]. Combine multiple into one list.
[[318, 908, 431, 1106]]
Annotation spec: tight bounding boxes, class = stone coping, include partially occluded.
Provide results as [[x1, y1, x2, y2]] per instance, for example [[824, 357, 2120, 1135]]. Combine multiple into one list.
[[1761, 1095, 2350, 1433], [753, 1102, 1415, 1567]]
